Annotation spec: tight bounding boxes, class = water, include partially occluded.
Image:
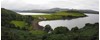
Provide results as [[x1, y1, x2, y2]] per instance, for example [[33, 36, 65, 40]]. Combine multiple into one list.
[[39, 13, 99, 30], [18, 12, 99, 30], [17, 12, 50, 15]]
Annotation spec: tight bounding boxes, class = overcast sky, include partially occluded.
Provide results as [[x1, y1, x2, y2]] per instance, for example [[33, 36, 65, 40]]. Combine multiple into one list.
[[1, 0, 99, 11]]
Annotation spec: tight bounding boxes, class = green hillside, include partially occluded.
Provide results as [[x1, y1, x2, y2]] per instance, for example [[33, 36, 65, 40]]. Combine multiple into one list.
[[32, 11, 86, 20], [1, 8, 98, 40]]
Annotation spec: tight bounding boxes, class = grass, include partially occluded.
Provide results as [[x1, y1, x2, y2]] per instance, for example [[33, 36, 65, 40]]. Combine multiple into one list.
[[30, 30, 47, 35], [31, 11, 86, 20], [32, 15, 62, 20], [11, 21, 27, 29], [53, 11, 85, 16], [10, 21, 46, 35]]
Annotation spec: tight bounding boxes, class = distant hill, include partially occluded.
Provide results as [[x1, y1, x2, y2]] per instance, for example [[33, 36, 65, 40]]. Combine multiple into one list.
[[67, 9, 99, 14], [13, 8, 99, 14]]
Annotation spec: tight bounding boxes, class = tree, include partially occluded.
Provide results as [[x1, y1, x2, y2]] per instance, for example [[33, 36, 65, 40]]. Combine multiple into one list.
[[24, 16, 34, 26], [71, 27, 79, 32], [53, 26, 69, 34], [43, 25, 53, 33]]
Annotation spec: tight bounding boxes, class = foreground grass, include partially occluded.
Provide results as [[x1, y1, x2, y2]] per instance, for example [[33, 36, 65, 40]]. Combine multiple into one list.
[[11, 21, 26, 29]]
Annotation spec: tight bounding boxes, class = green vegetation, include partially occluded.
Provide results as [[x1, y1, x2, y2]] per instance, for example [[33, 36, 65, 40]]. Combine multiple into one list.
[[1, 8, 98, 40], [71, 27, 79, 32], [45, 23, 99, 40], [32, 11, 86, 20], [43, 25, 53, 33], [30, 30, 46, 35], [53, 27, 69, 34], [54, 11, 85, 16], [11, 21, 26, 29], [2, 27, 45, 40], [32, 15, 62, 20]]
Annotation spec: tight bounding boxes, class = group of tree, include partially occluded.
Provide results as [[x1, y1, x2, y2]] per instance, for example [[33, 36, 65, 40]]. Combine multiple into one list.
[[43, 23, 99, 40], [1, 8, 99, 40], [1, 8, 34, 29]]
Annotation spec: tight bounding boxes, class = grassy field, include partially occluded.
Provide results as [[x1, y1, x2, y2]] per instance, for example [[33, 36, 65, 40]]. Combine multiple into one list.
[[11, 21, 27, 29], [32, 15, 62, 20], [32, 11, 86, 20], [54, 11, 85, 16]]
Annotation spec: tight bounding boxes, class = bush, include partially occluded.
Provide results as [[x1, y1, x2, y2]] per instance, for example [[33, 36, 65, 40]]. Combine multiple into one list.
[[43, 25, 53, 33], [53, 26, 69, 34], [71, 27, 79, 32]]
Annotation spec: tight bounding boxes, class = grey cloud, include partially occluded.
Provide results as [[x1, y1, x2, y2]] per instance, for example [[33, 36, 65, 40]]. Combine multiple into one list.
[[1, 0, 99, 11]]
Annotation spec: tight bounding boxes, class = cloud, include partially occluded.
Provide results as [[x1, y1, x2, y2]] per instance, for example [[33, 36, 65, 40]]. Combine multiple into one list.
[[47, 0, 99, 10], [1, 0, 49, 10], [1, 0, 99, 11]]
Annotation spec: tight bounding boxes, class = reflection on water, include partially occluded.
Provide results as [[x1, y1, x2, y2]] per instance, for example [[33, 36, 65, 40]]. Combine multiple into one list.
[[18, 12, 50, 15], [39, 14, 99, 30]]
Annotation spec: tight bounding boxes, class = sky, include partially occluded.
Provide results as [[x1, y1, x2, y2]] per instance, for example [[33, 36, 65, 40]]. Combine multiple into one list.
[[1, 0, 99, 11]]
